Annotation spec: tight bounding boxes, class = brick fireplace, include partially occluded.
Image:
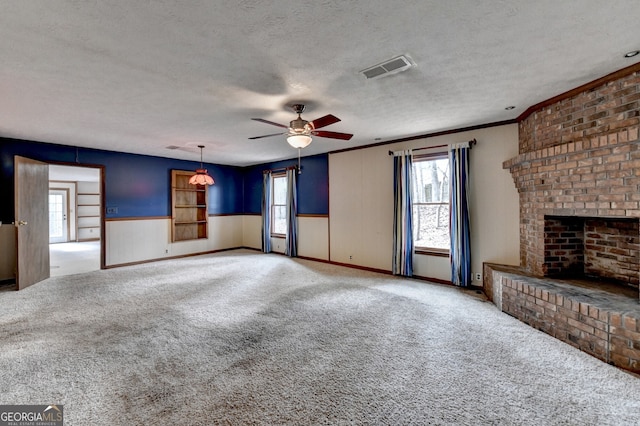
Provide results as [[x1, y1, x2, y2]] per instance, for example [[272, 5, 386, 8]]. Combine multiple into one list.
[[486, 66, 640, 373], [503, 67, 640, 299]]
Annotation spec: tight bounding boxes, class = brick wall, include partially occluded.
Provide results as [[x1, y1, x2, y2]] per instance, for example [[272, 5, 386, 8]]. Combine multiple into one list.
[[518, 71, 640, 154], [504, 69, 640, 291]]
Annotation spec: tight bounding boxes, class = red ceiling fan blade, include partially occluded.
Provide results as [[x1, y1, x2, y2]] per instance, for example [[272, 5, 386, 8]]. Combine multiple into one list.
[[310, 114, 340, 129], [248, 132, 286, 140], [251, 118, 288, 128], [312, 130, 353, 140]]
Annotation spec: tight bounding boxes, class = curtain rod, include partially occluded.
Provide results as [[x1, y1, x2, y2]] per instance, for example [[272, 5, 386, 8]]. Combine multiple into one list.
[[388, 138, 477, 156], [263, 165, 298, 174]]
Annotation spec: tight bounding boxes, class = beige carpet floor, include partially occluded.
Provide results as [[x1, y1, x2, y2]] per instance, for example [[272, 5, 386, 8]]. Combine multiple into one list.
[[1, 249, 639, 425]]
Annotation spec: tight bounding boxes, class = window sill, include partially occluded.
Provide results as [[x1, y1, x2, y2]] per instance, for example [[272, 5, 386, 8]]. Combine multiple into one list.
[[414, 248, 449, 257], [270, 234, 286, 239]]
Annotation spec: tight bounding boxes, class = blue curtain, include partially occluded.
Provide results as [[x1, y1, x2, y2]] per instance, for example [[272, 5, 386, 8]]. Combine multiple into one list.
[[285, 168, 298, 257], [261, 171, 272, 253], [392, 150, 413, 276], [450, 144, 471, 286]]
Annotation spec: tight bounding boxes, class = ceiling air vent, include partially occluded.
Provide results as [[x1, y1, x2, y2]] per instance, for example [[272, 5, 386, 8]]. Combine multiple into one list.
[[165, 145, 181, 150], [360, 55, 412, 80]]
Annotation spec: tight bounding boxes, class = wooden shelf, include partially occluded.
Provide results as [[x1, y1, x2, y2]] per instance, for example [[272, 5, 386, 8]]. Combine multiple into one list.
[[77, 183, 101, 242], [171, 170, 208, 242]]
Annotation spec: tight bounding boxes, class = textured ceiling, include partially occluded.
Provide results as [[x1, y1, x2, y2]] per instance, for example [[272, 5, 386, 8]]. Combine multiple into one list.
[[0, 1, 638, 166]]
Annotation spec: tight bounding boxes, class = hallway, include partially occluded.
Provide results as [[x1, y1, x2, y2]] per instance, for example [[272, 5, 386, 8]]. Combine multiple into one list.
[[50, 241, 100, 277]]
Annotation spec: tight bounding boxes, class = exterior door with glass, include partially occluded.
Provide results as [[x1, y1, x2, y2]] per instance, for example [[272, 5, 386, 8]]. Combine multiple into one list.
[[49, 189, 69, 243]]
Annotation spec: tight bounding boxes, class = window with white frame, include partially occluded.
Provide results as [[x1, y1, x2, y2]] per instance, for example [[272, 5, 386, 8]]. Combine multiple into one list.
[[271, 173, 287, 236], [412, 154, 450, 254]]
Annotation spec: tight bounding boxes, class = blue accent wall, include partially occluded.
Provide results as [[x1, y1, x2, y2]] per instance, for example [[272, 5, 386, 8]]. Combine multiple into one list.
[[242, 154, 329, 215], [0, 138, 243, 222], [0, 138, 328, 224]]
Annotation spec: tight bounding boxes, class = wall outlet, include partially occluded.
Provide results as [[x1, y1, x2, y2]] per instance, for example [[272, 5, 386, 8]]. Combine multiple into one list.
[[106, 207, 118, 214], [475, 273, 482, 281]]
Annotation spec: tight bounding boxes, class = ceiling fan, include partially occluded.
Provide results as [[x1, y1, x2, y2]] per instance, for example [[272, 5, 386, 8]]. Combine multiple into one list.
[[249, 104, 353, 148]]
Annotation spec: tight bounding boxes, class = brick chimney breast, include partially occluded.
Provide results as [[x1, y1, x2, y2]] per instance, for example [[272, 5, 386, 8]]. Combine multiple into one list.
[[505, 71, 640, 297]]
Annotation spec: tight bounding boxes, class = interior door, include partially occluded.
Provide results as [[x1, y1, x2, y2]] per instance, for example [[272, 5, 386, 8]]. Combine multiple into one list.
[[15, 156, 50, 290], [49, 189, 69, 243]]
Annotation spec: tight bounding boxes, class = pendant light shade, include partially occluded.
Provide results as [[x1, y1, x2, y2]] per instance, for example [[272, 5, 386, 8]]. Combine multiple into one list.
[[189, 169, 214, 185], [189, 145, 215, 185]]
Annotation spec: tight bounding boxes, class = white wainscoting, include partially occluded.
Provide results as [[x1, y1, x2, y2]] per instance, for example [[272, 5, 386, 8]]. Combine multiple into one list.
[[106, 215, 243, 266], [241, 214, 329, 260], [297, 216, 329, 260], [1, 213, 329, 277], [207, 215, 244, 251], [242, 215, 262, 250]]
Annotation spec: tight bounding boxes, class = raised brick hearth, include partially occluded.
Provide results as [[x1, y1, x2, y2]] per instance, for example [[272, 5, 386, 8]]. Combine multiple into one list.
[[484, 264, 640, 373], [487, 67, 640, 373]]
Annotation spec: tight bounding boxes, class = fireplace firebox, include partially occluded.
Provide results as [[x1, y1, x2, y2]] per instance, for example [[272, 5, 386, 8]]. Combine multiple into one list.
[[543, 215, 639, 291]]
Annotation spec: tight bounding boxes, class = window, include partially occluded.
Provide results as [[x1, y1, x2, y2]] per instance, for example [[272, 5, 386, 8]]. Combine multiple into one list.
[[412, 154, 450, 254], [271, 173, 287, 236]]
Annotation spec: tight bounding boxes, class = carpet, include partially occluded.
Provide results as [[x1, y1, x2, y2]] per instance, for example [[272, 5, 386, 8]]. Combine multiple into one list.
[[1, 249, 639, 425]]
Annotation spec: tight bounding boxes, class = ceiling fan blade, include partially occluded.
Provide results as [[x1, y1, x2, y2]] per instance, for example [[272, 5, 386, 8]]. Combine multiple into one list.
[[310, 114, 340, 129], [251, 118, 288, 128], [248, 132, 286, 140], [312, 130, 353, 140]]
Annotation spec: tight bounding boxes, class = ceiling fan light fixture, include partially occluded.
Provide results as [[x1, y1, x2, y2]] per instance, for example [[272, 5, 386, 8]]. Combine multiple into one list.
[[250, 103, 353, 146], [287, 135, 312, 148], [189, 145, 215, 185]]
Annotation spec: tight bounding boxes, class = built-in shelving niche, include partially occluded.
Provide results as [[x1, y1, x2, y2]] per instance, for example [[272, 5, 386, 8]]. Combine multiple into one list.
[[171, 170, 208, 242]]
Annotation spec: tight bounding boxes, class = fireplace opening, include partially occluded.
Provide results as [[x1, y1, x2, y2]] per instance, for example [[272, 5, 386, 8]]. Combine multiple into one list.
[[543, 215, 639, 291]]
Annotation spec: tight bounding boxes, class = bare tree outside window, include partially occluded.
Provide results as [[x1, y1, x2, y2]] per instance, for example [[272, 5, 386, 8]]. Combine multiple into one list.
[[412, 156, 450, 252], [271, 174, 288, 235]]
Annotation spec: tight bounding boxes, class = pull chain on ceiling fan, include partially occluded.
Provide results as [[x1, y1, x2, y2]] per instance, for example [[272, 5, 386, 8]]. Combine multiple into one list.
[[249, 104, 353, 148]]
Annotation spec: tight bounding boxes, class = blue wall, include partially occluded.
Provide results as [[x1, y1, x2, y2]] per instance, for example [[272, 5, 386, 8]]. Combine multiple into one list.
[[242, 154, 329, 215], [0, 138, 329, 224], [0, 138, 243, 222]]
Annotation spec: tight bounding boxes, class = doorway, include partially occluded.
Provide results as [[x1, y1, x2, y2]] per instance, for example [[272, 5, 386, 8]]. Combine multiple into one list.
[[49, 165, 102, 277]]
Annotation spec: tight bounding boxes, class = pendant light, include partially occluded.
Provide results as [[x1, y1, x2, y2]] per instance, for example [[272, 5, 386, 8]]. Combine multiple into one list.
[[189, 145, 215, 186]]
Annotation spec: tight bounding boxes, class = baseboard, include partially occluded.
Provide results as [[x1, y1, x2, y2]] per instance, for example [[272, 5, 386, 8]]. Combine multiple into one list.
[[104, 246, 460, 290], [287, 253, 456, 287], [104, 247, 245, 269]]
